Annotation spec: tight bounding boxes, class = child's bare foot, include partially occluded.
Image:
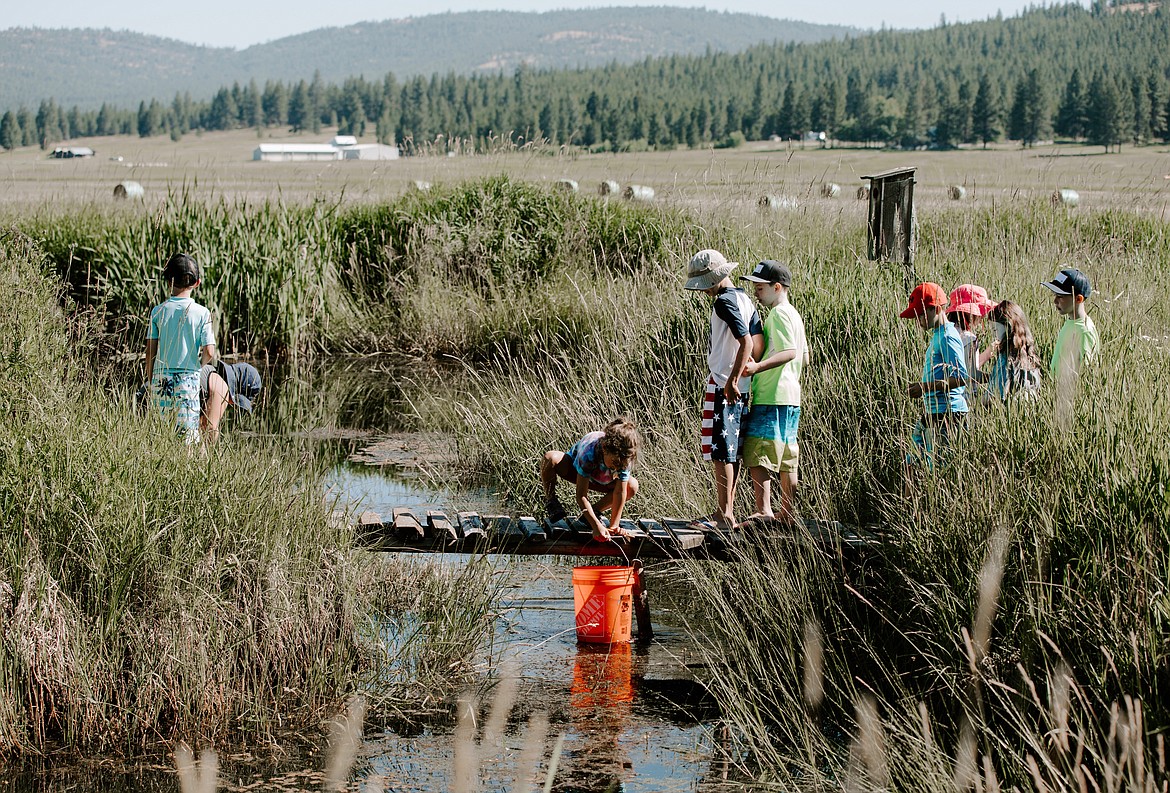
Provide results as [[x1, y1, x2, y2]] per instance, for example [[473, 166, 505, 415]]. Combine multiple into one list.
[[736, 512, 775, 528]]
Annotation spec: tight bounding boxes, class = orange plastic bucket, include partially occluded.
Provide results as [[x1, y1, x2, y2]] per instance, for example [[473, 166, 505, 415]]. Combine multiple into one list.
[[572, 565, 634, 644]]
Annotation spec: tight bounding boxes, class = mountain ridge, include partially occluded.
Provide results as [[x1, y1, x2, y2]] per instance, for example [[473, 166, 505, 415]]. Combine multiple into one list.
[[0, 8, 857, 110]]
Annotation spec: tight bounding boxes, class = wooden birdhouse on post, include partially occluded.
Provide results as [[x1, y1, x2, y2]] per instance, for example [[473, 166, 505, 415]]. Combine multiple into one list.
[[862, 167, 917, 290]]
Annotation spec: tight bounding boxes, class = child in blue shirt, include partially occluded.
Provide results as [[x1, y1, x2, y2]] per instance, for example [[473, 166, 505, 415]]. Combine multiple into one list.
[[145, 253, 217, 443], [900, 282, 969, 469], [540, 417, 640, 541]]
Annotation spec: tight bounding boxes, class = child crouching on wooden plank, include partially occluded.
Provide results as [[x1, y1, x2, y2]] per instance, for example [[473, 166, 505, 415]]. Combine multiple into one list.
[[541, 417, 640, 541]]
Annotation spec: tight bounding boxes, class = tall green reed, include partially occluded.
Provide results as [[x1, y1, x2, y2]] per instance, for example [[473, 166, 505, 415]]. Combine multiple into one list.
[[0, 234, 500, 757], [397, 192, 1170, 788]]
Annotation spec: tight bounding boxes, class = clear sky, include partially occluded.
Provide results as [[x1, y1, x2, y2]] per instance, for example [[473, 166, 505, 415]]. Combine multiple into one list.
[[5, 0, 1088, 49]]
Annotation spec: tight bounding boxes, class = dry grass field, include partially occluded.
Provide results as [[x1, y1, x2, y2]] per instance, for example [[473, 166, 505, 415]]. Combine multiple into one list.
[[3, 128, 1169, 213]]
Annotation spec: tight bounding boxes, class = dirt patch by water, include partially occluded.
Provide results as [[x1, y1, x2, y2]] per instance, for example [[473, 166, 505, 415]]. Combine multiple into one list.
[[347, 432, 458, 471]]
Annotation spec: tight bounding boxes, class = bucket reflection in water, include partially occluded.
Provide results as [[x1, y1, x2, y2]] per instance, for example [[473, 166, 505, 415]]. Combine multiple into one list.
[[566, 642, 635, 790], [572, 565, 635, 644], [571, 641, 635, 708]]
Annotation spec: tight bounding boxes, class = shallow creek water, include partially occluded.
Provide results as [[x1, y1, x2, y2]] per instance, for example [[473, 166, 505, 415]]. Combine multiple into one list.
[[324, 460, 729, 793], [7, 441, 730, 792]]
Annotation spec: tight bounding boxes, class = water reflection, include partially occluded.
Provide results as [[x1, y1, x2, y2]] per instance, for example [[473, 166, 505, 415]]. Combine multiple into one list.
[[351, 559, 720, 793]]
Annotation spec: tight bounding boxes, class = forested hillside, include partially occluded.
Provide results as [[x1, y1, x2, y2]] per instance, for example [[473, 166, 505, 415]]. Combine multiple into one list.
[[3, 4, 1168, 153], [0, 9, 852, 110]]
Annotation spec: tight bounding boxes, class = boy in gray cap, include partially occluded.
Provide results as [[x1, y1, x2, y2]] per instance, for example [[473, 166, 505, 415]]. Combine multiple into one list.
[[683, 249, 764, 530]]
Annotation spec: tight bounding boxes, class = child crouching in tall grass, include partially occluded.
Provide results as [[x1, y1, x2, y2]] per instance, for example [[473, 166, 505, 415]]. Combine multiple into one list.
[[541, 417, 640, 541]]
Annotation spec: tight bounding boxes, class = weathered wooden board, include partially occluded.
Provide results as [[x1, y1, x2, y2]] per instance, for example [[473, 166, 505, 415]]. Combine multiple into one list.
[[457, 512, 487, 543], [426, 511, 459, 544], [359, 509, 878, 560], [391, 507, 424, 541]]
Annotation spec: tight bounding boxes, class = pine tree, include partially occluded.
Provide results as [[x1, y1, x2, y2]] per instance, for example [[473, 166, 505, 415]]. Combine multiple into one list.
[[1086, 72, 1122, 152], [1008, 70, 1047, 146], [777, 82, 797, 139], [17, 108, 36, 147], [288, 81, 309, 132], [971, 73, 1002, 147], [898, 83, 922, 148], [0, 111, 18, 150], [261, 81, 288, 127], [206, 88, 238, 131], [35, 99, 62, 149], [1055, 68, 1087, 139], [1129, 71, 1150, 145]]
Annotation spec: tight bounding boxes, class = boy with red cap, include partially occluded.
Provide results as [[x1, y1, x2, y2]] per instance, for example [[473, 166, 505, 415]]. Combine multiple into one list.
[[901, 282, 970, 468]]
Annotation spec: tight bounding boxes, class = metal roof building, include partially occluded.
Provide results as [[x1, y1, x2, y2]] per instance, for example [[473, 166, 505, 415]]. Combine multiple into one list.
[[253, 140, 400, 162]]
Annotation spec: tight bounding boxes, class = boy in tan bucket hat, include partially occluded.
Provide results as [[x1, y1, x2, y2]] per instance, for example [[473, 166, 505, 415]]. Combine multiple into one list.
[[683, 249, 764, 530]]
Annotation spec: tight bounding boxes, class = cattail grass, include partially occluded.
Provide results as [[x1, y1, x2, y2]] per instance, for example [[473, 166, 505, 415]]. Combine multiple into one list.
[[0, 233, 501, 756], [514, 712, 550, 793], [452, 693, 480, 793], [481, 662, 519, 750]]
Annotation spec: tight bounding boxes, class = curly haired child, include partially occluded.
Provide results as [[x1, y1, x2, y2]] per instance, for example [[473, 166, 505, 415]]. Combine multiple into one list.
[[541, 417, 641, 541]]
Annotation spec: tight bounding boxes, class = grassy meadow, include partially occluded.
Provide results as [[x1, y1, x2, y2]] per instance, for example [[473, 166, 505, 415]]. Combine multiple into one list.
[[2, 128, 1170, 788]]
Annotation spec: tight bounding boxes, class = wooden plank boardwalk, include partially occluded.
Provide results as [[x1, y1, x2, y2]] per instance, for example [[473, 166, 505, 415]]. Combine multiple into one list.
[[356, 508, 879, 561]]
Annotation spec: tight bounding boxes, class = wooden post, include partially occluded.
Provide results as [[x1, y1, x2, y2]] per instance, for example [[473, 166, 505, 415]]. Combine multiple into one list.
[[631, 559, 653, 642]]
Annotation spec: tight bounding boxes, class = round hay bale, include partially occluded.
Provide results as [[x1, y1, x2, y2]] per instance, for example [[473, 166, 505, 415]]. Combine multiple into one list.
[[856, 185, 870, 200], [113, 181, 144, 200], [758, 194, 799, 210], [555, 178, 579, 193], [820, 182, 841, 198], [598, 179, 620, 196], [1052, 188, 1079, 207], [623, 184, 655, 202], [948, 185, 967, 200], [410, 180, 432, 192]]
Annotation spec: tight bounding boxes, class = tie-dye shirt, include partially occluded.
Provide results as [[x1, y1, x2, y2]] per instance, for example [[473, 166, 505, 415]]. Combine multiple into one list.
[[567, 431, 631, 486]]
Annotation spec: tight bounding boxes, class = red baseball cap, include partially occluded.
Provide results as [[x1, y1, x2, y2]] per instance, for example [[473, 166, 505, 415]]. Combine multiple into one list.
[[899, 282, 947, 319], [946, 284, 997, 316]]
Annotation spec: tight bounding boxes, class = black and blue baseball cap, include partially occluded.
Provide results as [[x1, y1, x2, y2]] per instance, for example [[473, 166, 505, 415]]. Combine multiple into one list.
[[1042, 268, 1092, 299], [740, 259, 792, 287]]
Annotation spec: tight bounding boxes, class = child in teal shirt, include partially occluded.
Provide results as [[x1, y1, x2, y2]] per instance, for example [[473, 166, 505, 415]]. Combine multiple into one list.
[[145, 253, 217, 443], [900, 282, 969, 469]]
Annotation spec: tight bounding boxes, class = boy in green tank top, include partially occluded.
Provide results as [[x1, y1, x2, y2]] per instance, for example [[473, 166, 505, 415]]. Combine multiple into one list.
[[1042, 267, 1099, 425], [739, 260, 808, 527]]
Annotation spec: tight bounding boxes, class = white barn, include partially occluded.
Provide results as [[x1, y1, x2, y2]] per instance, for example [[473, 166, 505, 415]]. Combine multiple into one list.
[[253, 143, 340, 162], [253, 139, 399, 162], [341, 144, 399, 160]]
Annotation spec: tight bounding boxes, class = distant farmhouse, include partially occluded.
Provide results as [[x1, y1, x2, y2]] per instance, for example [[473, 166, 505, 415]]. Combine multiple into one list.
[[253, 135, 399, 162], [51, 147, 94, 158]]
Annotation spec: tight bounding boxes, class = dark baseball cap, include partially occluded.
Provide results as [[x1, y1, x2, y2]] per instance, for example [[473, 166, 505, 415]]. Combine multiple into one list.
[[1042, 268, 1092, 299], [740, 259, 792, 287], [163, 252, 201, 284]]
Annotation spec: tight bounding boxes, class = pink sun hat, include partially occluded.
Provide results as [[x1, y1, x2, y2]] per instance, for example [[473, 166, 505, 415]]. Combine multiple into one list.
[[946, 284, 997, 317]]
